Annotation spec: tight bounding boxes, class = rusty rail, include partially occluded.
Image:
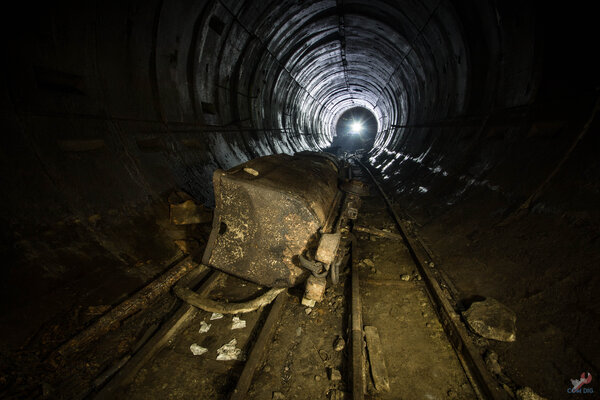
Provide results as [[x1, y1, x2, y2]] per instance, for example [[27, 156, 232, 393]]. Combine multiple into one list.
[[350, 232, 365, 400], [229, 291, 287, 400], [355, 158, 509, 400], [94, 270, 223, 399]]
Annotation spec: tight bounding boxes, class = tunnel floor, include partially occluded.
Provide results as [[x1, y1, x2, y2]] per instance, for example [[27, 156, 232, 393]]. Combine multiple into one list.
[[1, 160, 594, 400], [0, 161, 596, 400], [113, 189, 476, 400], [409, 202, 600, 398]]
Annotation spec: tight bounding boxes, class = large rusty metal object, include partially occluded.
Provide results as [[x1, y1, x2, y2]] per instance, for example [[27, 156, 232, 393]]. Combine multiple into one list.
[[203, 152, 340, 287]]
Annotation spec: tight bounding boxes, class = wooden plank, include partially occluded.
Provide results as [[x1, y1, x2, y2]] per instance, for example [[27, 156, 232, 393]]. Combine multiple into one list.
[[354, 225, 402, 240], [49, 254, 202, 365], [229, 291, 287, 400], [364, 279, 409, 287], [364, 326, 390, 392], [94, 271, 223, 399], [350, 234, 365, 400]]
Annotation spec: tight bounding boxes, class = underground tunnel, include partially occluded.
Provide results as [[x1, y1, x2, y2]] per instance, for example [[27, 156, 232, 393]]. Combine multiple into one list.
[[1, 1, 599, 399]]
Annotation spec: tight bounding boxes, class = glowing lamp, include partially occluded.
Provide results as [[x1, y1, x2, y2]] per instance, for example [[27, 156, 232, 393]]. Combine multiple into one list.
[[349, 121, 363, 134]]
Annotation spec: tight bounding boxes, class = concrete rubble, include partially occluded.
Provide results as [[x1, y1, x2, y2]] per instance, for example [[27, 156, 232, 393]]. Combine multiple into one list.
[[463, 298, 517, 342], [333, 336, 345, 351], [189, 343, 208, 356], [198, 320, 211, 333], [329, 368, 342, 381], [216, 339, 243, 361], [231, 316, 246, 330]]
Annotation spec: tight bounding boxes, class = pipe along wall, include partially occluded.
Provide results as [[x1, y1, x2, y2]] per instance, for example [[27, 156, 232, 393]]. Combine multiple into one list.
[[0, 1, 599, 397]]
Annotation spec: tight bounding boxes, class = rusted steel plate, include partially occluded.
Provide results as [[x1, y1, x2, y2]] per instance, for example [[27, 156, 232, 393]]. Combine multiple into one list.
[[203, 153, 339, 287]]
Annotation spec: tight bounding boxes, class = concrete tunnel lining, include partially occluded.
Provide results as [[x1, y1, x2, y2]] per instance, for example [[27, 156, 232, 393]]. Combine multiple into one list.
[[1, 1, 600, 398], [2, 0, 505, 215]]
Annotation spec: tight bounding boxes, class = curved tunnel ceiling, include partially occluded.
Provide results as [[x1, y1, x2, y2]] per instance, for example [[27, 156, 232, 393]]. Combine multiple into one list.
[[3, 0, 538, 217]]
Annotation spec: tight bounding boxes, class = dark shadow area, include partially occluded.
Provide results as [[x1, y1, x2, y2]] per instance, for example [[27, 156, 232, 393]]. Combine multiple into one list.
[[456, 295, 487, 312]]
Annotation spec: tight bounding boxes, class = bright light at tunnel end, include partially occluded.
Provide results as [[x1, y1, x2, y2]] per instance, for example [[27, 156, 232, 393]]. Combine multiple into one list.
[[349, 120, 364, 135]]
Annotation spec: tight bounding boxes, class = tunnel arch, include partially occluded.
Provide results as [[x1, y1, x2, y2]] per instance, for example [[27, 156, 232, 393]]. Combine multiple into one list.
[[2, 0, 540, 219]]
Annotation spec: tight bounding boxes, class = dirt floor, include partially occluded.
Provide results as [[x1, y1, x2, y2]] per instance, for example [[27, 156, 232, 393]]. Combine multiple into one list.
[[116, 190, 477, 400], [120, 271, 349, 399], [402, 189, 600, 400], [5, 165, 594, 399], [122, 274, 265, 399], [0, 200, 213, 399], [356, 195, 475, 400]]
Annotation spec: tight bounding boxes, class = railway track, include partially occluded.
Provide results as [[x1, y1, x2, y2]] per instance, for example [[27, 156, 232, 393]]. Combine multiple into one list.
[[92, 160, 508, 400]]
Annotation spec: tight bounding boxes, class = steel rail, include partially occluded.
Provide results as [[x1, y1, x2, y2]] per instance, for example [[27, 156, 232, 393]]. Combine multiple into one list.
[[355, 158, 509, 400]]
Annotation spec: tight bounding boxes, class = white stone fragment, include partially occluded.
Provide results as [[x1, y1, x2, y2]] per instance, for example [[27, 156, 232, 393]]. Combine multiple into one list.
[[216, 339, 243, 361], [199, 320, 211, 333], [210, 312, 224, 320], [189, 343, 208, 356], [363, 259, 375, 267], [516, 387, 548, 400], [231, 316, 246, 330]]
